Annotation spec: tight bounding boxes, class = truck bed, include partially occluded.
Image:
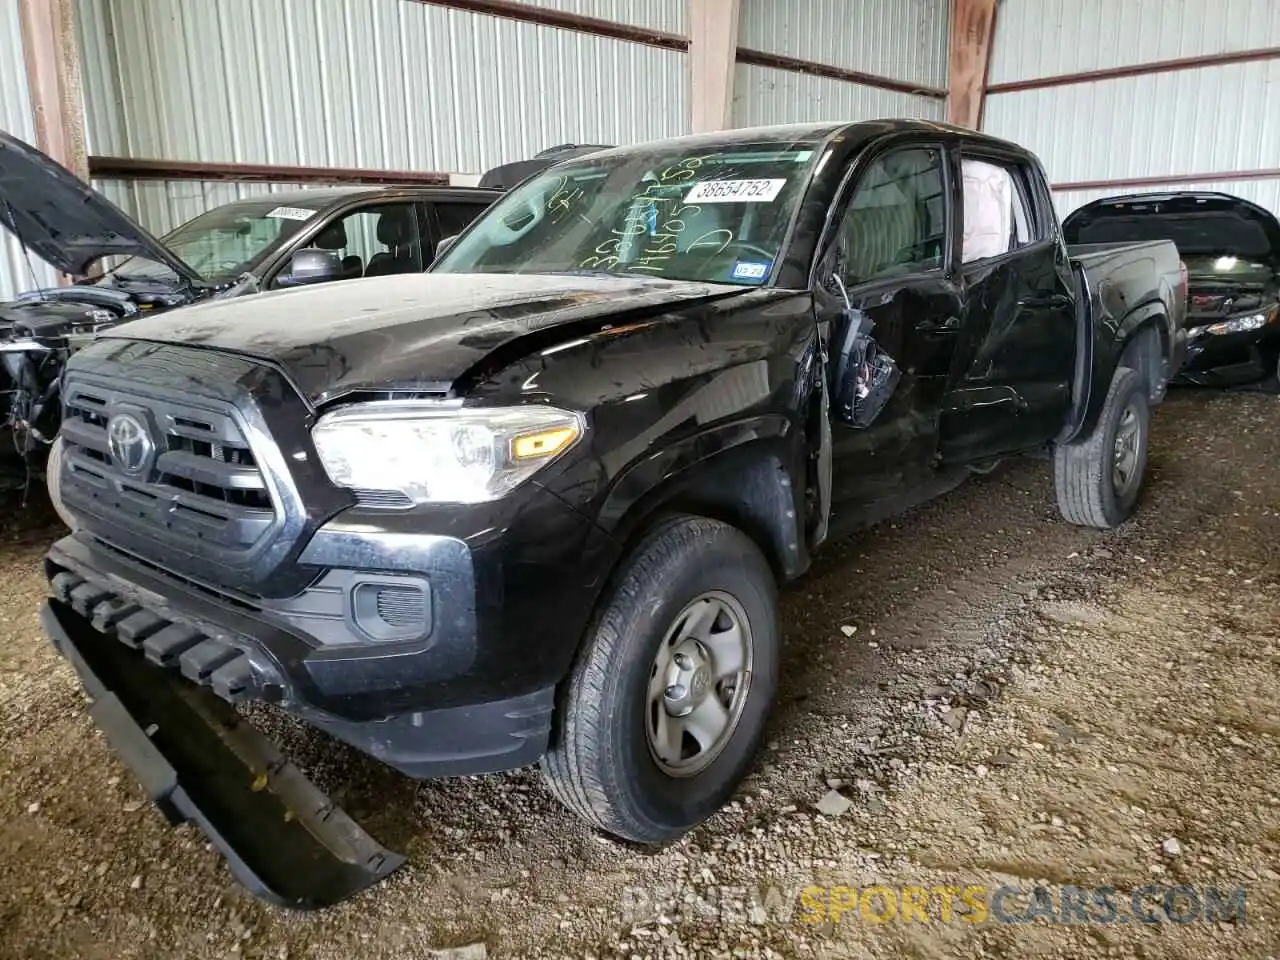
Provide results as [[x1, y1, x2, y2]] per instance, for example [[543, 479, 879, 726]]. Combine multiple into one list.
[[1068, 237, 1187, 350]]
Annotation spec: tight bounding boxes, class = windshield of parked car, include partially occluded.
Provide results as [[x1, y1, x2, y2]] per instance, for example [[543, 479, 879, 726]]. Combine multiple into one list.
[[113, 199, 320, 283], [432, 140, 823, 286]]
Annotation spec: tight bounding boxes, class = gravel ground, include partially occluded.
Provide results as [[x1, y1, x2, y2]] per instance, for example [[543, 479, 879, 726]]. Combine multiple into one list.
[[1, 387, 1277, 960]]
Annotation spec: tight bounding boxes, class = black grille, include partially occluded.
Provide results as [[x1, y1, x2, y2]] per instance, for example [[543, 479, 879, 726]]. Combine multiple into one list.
[[60, 380, 277, 553], [375, 586, 427, 628], [354, 488, 415, 510]]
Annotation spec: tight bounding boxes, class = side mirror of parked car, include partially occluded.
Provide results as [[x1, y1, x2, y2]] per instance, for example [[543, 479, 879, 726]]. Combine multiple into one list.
[[434, 235, 459, 262], [278, 249, 343, 287]]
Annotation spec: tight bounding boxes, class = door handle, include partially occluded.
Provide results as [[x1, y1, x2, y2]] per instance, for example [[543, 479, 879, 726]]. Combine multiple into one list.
[[916, 315, 961, 333], [1018, 294, 1072, 309]]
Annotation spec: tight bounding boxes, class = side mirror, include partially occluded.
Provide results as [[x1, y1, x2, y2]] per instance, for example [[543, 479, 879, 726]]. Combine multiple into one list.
[[831, 308, 901, 428], [278, 248, 343, 287], [434, 235, 459, 261]]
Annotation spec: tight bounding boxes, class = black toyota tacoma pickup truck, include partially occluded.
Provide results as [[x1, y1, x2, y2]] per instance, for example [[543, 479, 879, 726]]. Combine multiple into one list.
[[38, 120, 1186, 908]]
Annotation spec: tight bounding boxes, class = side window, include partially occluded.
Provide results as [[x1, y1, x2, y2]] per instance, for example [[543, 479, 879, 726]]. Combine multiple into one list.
[[960, 158, 1040, 263], [838, 147, 948, 287], [433, 201, 493, 243], [301, 202, 424, 282]]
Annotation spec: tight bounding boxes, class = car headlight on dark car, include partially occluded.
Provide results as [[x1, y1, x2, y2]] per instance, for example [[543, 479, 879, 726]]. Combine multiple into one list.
[[312, 401, 584, 505], [1190, 306, 1278, 340]]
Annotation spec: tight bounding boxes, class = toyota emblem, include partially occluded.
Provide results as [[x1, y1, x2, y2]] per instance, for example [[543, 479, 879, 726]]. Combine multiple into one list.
[[106, 412, 154, 475]]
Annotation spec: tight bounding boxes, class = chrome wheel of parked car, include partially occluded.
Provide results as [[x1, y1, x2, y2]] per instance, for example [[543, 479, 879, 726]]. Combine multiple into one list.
[[646, 591, 753, 778]]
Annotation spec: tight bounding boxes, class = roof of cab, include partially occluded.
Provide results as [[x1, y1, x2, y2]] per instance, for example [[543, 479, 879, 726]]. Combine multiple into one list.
[[541, 119, 1035, 165]]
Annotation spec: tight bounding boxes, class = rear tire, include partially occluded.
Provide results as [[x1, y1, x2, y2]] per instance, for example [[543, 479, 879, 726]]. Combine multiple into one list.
[[541, 515, 780, 844], [1054, 365, 1150, 529]]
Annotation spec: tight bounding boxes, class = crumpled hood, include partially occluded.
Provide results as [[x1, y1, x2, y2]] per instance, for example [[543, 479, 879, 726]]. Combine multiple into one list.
[[96, 272, 754, 405], [0, 130, 201, 283]]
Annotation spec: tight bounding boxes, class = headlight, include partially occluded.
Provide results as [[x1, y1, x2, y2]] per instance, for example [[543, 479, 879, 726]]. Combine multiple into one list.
[[1193, 307, 1277, 339], [311, 401, 584, 505]]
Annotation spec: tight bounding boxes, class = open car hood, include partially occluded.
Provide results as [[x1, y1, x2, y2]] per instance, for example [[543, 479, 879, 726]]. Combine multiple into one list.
[[1061, 191, 1280, 267], [0, 131, 202, 284]]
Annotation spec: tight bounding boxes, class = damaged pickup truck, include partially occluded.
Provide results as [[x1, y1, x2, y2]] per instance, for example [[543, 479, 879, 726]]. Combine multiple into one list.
[[39, 120, 1186, 908]]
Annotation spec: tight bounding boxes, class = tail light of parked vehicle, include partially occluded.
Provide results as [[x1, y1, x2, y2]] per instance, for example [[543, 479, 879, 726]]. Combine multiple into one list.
[[1178, 260, 1189, 298]]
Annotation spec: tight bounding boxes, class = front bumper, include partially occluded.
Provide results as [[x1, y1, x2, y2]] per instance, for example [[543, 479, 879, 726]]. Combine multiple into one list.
[[41, 597, 405, 909], [1175, 325, 1280, 386], [44, 482, 620, 778], [46, 531, 557, 779]]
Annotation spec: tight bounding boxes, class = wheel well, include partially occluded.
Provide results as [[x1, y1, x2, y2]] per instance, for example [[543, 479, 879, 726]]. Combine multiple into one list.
[[1119, 321, 1167, 403], [614, 454, 803, 585]]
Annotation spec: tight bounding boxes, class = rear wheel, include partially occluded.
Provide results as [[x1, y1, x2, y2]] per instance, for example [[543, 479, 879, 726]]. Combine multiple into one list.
[[541, 515, 780, 843], [1054, 365, 1150, 529]]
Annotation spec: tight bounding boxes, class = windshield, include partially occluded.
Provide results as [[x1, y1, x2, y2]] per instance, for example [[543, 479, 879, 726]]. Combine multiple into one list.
[[1065, 206, 1278, 260], [114, 199, 320, 282], [432, 139, 823, 286]]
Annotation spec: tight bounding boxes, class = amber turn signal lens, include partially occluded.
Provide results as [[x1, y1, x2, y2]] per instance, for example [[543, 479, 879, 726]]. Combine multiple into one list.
[[511, 425, 579, 460]]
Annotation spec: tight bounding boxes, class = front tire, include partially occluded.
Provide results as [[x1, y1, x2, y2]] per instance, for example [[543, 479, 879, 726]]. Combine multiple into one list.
[[46, 436, 78, 531], [541, 515, 780, 844], [1054, 365, 1150, 529]]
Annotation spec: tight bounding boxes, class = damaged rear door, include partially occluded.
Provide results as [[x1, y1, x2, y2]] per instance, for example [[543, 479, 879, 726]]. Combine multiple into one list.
[[937, 150, 1077, 463], [817, 140, 965, 525]]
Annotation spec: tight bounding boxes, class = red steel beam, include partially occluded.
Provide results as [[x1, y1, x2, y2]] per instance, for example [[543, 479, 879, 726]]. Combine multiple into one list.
[[988, 46, 1280, 95], [409, 0, 689, 50], [735, 48, 947, 99], [1051, 168, 1280, 193], [88, 156, 451, 186]]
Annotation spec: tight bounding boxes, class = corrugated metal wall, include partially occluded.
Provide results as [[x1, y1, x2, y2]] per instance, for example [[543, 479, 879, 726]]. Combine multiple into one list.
[[738, 0, 947, 89], [1, 0, 60, 301], [733, 64, 944, 127], [74, 0, 689, 242], [732, 0, 948, 127], [76, 0, 688, 172], [988, 0, 1280, 84], [983, 0, 1280, 219]]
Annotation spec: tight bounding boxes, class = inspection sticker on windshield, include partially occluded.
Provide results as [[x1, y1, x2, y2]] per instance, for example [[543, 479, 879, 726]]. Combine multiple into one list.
[[265, 205, 317, 221], [684, 178, 787, 204], [732, 261, 771, 281]]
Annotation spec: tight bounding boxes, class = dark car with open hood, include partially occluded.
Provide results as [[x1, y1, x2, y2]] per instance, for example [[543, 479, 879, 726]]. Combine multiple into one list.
[[0, 129, 503, 489], [38, 119, 1186, 909], [1063, 191, 1280, 388]]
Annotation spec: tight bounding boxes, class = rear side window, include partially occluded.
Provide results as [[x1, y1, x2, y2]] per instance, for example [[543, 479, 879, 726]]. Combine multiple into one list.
[[960, 158, 1041, 263]]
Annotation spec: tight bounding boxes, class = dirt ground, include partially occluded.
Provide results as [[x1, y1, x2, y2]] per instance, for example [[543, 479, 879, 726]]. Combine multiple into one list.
[[1, 387, 1277, 960]]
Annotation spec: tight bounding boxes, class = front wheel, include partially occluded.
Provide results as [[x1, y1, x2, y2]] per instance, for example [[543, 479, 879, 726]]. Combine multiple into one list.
[[1054, 365, 1150, 529], [540, 515, 780, 843]]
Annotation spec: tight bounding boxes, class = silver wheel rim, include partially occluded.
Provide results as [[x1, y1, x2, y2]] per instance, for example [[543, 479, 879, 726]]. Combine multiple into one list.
[[645, 591, 754, 778], [1112, 403, 1142, 495]]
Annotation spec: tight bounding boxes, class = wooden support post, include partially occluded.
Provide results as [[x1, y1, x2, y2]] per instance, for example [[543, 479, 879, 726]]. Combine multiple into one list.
[[947, 0, 998, 129], [689, 0, 741, 133], [18, 0, 88, 181], [18, 0, 88, 283]]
